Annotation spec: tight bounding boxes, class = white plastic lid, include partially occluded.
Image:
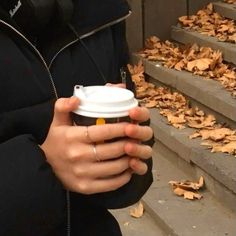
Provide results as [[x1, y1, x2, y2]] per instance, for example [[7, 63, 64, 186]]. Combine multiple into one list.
[[73, 85, 138, 118]]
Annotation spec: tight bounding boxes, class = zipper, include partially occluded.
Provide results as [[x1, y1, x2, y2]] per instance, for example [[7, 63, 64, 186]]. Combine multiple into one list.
[[0, 20, 58, 99], [49, 11, 132, 68]]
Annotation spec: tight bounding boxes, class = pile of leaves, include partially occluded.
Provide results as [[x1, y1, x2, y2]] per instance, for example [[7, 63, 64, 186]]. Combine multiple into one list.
[[139, 36, 236, 98], [169, 176, 204, 200], [128, 62, 236, 156], [178, 3, 236, 43], [224, 0, 236, 4]]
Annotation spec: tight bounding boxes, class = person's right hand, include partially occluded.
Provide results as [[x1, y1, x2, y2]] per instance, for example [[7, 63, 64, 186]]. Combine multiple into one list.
[[40, 97, 134, 195]]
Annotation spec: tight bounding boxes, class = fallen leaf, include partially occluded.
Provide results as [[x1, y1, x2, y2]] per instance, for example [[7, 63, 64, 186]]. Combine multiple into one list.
[[169, 177, 204, 200], [200, 128, 235, 141], [184, 191, 203, 200], [129, 202, 144, 218], [187, 58, 213, 71], [189, 132, 201, 139], [167, 114, 186, 124], [211, 141, 236, 154]]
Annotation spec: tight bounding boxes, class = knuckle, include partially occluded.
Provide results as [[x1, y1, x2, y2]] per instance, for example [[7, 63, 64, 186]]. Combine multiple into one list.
[[65, 149, 77, 162], [73, 166, 85, 177], [64, 129, 74, 143], [76, 180, 90, 194]]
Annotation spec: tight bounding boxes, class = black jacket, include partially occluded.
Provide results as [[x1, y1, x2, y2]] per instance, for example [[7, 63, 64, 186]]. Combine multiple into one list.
[[0, 1, 153, 235]]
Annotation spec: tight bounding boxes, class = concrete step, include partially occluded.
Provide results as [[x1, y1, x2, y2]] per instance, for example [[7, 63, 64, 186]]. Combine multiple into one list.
[[132, 54, 236, 128], [213, 1, 236, 21], [142, 141, 236, 236], [171, 25, 236, 65], [111, 205, 165, 236], [149, 108, 236, 212]]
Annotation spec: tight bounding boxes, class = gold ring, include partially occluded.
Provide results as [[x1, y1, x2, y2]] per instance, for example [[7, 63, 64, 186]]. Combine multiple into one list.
[[92, 144, 101, 162]]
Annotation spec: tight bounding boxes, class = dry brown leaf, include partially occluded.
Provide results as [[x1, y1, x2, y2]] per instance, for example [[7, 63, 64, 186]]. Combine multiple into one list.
[[167, 114, 186, 124], [199, 128, 235, 141], [169, 176, 204, 190], [174, 187, 186, 196], [184, 191, 203, 200], [211, 141, 236, 154], [173, 123, 185, 130], [169, 177, 204, 200], [189, 132, 201, 139], [224, 0, 236, 3], [187, 114, 216, 129], [129, 202, 144, 218], [187, 58, 213, 71], [179, 3, 236, 44], [226, 135, 236, 141]]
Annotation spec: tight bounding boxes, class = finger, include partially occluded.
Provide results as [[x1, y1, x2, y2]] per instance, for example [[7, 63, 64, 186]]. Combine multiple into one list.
[[91, 141, 126, 161], [124, 142, 152, 160], [125, 124, 153, 142], [75, 157, 130, 179], [129, 158, 148, 176], [82, 123, 128, 143], [67, 140, 126, 163], [53, 97, 80, 126], [86, 170, 132, 194], [129, 106, 150, 123], [106, 83, 126, 88]]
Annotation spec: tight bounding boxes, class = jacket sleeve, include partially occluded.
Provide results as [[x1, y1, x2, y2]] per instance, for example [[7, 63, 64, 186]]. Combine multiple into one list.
[[0, 134, 66, 235], [0, 101, 66, 234]]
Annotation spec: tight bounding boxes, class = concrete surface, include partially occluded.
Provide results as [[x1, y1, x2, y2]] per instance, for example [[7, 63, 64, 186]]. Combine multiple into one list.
[[111, 205, 165, 236], [143, 142, 236, 236]]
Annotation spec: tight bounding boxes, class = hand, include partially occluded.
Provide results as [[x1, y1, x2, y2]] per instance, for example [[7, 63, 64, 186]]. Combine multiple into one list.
[[105, 83, 126, 88], [40, 97, 139, 194], [125, 106, 153, 175], [106, 83, 154, 175]]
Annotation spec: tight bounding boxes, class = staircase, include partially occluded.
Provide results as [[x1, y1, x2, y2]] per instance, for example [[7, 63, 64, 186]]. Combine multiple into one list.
[[128, 1, 236, 235]]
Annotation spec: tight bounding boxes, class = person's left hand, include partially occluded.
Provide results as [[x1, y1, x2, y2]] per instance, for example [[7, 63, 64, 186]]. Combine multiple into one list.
[[124, 106, 153, 176], [106, 82, 153, 175]]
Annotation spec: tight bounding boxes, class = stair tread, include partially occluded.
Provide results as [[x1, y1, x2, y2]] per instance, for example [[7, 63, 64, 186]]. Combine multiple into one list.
[[132, 54, 236, 125], [143, 144, 236, 236], [213, 1, 236, 20], [171, 25, 236, 65], [149, 108, 236, 194], [111, 205, 165, 236]]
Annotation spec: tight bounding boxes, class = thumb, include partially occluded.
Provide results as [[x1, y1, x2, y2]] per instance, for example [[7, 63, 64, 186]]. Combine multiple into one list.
[[52, 97, 80, 126]]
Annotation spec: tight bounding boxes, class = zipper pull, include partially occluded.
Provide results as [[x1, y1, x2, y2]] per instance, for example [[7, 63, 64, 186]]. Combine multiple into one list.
[[120, 67, 127, 85]]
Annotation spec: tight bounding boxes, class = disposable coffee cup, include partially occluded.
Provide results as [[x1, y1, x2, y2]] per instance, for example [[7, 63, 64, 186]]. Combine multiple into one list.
[[72, 85, 138, 126]]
